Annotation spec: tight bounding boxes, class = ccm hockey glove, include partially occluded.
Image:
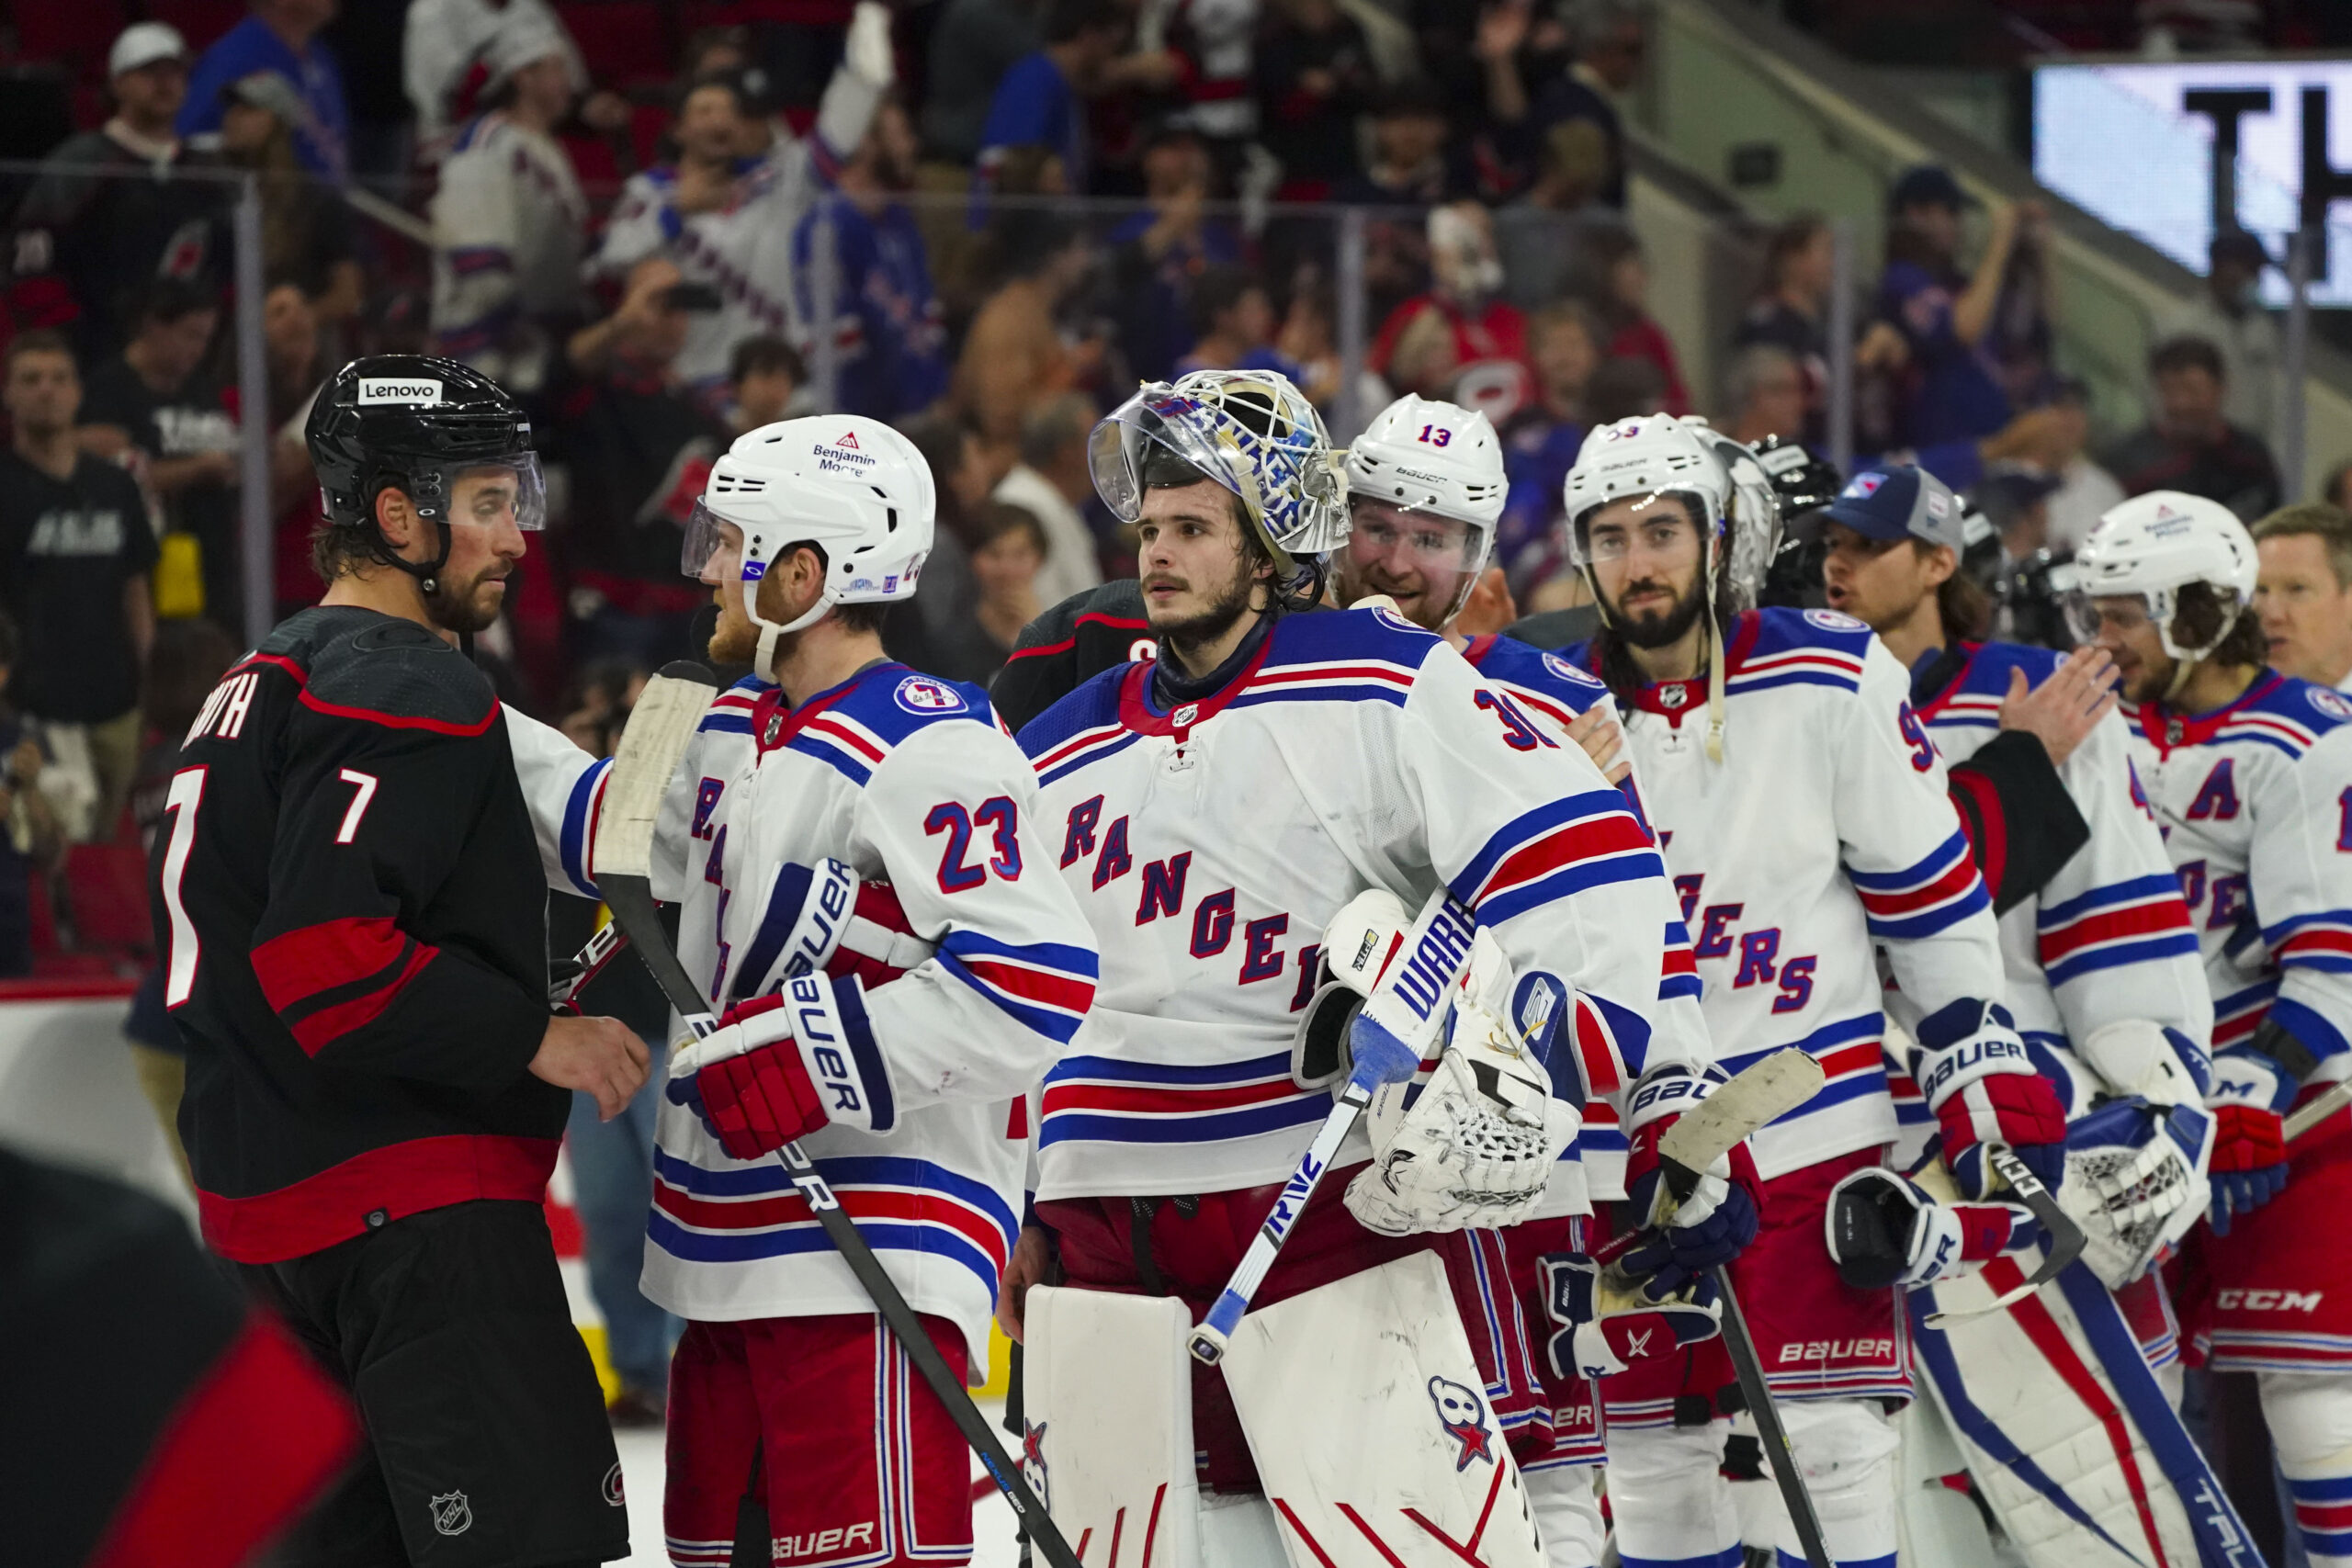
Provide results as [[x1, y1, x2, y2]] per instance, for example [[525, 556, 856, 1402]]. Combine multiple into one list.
[[1915, 998, 2066, 1200], [1618, 1065, 1763, 1300], [2205, 1043, 2294, 1235], [668, 973, 896, 1161]]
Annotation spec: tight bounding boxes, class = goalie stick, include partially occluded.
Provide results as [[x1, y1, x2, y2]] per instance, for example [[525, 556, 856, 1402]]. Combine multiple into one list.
[[1187, 888, 1478, 1366], [1913, 1145, 2086, 1329], [594, 662, 1081, 1568]]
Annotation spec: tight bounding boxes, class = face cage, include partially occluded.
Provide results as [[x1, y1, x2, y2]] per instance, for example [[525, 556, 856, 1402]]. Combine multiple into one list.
[[1340, 499, 1496, 627], [1089, 385, 1350, 559], [413, 454, 548, 532]]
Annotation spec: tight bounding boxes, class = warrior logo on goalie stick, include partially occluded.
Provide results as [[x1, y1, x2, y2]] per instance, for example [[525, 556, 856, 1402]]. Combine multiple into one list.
[[1427, 1376, 1496, 1471]]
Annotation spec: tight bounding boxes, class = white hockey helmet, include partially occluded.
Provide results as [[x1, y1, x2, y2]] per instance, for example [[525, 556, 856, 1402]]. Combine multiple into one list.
[[1339, 393, 1507, 628], [1090, 368, 1349, 597], [2070, 490, 2257, 665], [683, 415, 936, 671]]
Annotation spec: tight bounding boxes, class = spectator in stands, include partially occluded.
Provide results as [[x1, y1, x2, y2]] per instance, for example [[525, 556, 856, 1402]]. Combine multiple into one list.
[[1732, 212, 1909, 446], [262, 279, 331, 616], [1529, 0, 1647, 211], [795, 99, 948, 422], [1573, 221, 1689, 414], [1255, 0, 1378, 200], [1494, 118, 1617, 310], [178, 0, 350, 182], [0, 334, 156, 844], [994, 392, 1109, 605], [1273, 276, 1384, 421], [2040, 378, 2124, 552], [929, 502, 1051, 685], [6, 24, 230, 368], [2105, 334, 2281, 522], [956, 220, 1103, 447], [1374, 202, 1532, 422], [1333, 80, 1454, 328], [1721, 343, 1809, 445], [2253, 503, 2352, 692], [1106, 123, 1238, 385], [729, 336, 808, 435], [923, 0, 1043, 164], [588, 74, 802, 409], [428, 20, 591, 396], [1175, 266, 1295, 378], [975, 0, 1139, 195], [2155, 229, 2280, 447], [1877, 165, 2030, 449], [1498, 299, 1600, 583], [403, 0, 623, 162], [1584, 352, 1668, 423], [213, 71, 364, 322], [556, 259, 730, 667], [76, 281, 240, 633], [885, 413, 992, 675], [0, 611, 64, 981]]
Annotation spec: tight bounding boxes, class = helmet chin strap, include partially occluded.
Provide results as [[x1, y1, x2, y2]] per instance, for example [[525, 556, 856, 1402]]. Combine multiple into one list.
[[2159, 596, 2241, 705], [746, 570, 836, 680]]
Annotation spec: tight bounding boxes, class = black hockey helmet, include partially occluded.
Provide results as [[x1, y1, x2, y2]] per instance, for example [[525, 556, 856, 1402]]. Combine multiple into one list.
[[307, 355, 543, 587]]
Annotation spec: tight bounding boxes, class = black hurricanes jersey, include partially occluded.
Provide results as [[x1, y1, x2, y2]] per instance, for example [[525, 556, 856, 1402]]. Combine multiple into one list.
[[153, 605, 565, 1263]]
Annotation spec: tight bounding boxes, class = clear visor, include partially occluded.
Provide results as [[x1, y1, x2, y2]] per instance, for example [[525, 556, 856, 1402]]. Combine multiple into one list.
[[434, 455, 548, 531], [2062, 588, 2154, 648], [1566, 491, 1705, 569], [681, 498, 745, 580], [1343, 498, 1492, 578], [1089, 389, 1250, 525]]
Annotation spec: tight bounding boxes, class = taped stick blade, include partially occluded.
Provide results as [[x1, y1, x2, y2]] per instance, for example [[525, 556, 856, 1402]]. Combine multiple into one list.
[[1658, 1048, 1826, 1173], [594, 661, 720, 880]]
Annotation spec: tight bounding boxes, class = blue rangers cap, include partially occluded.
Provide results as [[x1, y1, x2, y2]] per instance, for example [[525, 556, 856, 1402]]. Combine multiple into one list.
[[1818, 464, 1966, 555]]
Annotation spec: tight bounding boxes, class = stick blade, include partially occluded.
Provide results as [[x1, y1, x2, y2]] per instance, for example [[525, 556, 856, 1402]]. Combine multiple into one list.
[[1658, 1048, 1826, 1171], [595, 661, 721, 880]]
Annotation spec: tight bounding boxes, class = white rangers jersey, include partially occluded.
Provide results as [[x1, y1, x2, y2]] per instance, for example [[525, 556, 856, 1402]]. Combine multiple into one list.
[[515, 667, 1097, 1367], [1558, 607, 2008, 1179], [2120, 671, 2352, 1081], [1465, 630, 1671, 1200], [588, 156, 807, 397], [1909, 642, 2208, 1150], [430, 111, 588, 381], [1015, 604, 1704, 1210]]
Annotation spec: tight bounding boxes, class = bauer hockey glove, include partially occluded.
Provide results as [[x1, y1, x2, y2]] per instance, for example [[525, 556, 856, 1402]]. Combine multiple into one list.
[[1914, 998, 2067, 1200], [667, 973, 897, 1162], [1538, 1240, 1723, 1382], [2205, 1044, 2294, 1235], [1617, 1064, 1762, 1300], [1825, 1167, 2038, 1292]]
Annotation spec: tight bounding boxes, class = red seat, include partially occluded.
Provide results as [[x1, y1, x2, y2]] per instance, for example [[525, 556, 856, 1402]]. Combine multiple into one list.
[[14, 1, 128, 90], [60, 842, 153, 957], [561, 3, 673, 90]]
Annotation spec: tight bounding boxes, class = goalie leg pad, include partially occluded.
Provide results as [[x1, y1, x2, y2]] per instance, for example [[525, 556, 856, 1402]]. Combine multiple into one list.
[[1746, 1398, 1900, 1568], [1222, 1251, 1546, 1568], [1601, 1421, 1742, 1568], [2258, 1370, 2352, 1568], [1023, 1285, 1206, 1568]]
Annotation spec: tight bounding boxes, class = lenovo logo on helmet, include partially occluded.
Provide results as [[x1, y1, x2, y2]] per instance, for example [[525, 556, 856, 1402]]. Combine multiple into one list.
[[357, 378, 443, 406]]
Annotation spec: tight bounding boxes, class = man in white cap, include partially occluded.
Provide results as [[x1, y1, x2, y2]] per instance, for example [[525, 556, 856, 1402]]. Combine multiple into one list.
[[6, 22, 229, 363]]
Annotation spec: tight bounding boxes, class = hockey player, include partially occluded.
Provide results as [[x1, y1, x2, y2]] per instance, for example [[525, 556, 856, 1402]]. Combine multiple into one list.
[[637, 416, 1099, 1568], [155, 355, 647, 1566], [1554, 416, 2068, 1568], [2075, 491, 2352, 1568], [997, 370, 1716, 1563]]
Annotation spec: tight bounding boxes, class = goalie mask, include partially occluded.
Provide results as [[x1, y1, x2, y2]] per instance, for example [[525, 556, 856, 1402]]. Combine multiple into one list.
[[1090, 368, 1348, 602], [1338, 393, 1507, 630], [682, 416, 936, 674], [2067, 490, 2257, 688]]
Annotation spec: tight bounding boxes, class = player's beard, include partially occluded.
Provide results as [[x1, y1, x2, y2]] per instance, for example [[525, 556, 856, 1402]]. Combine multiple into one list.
[[1149, 551, 1261, 664], [426, 563, 510, 636], [1606, 569, 1709, 649]]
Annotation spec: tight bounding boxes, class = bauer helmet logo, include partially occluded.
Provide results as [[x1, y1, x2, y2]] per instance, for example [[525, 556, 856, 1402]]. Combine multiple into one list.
[[429, 1492, 473, 1536], [1427, 1377, 1496, 1471], [357, 378, 443, 406]]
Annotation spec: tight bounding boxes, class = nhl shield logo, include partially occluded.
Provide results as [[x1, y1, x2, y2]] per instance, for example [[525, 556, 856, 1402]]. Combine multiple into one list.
[[429, 1492, 473, 1537], [1171, 702, 1200, 727], [1658, 682, 1690, 710]]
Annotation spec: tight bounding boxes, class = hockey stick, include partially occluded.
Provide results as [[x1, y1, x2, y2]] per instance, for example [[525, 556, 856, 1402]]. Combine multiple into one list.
[[548, 917, 630, 1010], [1187, 889, 1478, 1366], [1917, 1145, 2087, 1328], [595, 663, 1081, 1568], [2286, 1078, 2352, 1145]]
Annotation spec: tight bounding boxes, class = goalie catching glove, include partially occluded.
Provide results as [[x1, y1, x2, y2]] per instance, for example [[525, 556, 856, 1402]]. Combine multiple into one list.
[[1616, 1064, 1763, 1300], [1332, 912, 1581, 1235], [1912, 998, 2067, 1200], [666, 859, 924, 1162], [2056, 1095, 2212, 1287], [1826, 1167, 2039, 1292], [1538, 1235, 1723, 1380]]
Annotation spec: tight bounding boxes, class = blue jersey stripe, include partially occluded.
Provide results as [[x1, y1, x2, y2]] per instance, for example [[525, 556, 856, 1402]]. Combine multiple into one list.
[[1040, 1094, 1332, 1148]]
